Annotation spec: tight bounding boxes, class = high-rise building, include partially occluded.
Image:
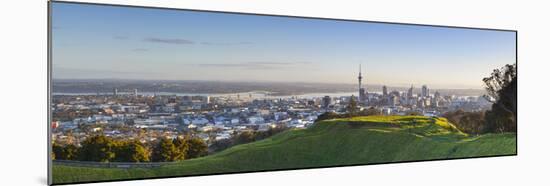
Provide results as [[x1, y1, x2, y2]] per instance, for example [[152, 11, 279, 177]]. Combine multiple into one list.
[[432, 91, 441, 108], [113, 88, 118, 96], [390, 90, 400, 97], [358, 64, 363, 101], [134, 89, 138, 96], [421, 85, 429, 98], [390, 95, 398, 107], [382, 85, 388, 96], [358, 64, 367, 103], [322, 96, 331, 108], [408, 85, 414, 98], [359, 88, 366, 102]]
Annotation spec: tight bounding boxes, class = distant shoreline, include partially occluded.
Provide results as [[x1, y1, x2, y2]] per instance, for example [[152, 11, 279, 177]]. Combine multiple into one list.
[[51, 91, 360, 99], [52, 78, 484, 90], [52, 79, 485, 97]]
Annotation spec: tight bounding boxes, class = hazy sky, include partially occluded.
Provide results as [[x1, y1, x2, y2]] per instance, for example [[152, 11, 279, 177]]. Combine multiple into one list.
[[51, 2, 516, 89]]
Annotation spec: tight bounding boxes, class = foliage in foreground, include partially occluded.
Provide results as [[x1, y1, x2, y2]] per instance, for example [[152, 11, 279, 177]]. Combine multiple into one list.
[[53, 135, 208, 163], [442, 110, 485, 134], [482, 63, 517, 133], [210, 125, 288, 153], [53, 115, 516, 184], [442, 63, 517, 134]]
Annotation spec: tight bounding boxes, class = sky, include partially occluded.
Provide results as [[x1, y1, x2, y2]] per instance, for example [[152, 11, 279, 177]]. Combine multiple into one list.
[[51, 2, 516, 89]]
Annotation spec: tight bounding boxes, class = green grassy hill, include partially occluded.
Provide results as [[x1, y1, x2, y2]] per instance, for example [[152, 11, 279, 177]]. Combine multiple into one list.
[[53, 116, 516, 184]]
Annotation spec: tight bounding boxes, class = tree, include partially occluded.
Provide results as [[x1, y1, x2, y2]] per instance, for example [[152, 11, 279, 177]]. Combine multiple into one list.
[[258, 125, 287, 140], [78, 135, 116, 162], [406, 111, 423, 116], [315, 112, 341, 122], [483, 64, 517, 133], [185, 137, 208, 159], [63, 144, 79, 160], [443, 110, 485, 134], [52, 143, 63, 160], [210, 138, 233, 153], [115, 140, 150, 162], [461, 112, 485, 134], [172, 137, 188, 161], [347, 95, 358, 115], [483, 64, 517, 115], [151, 138, 179, 162], [233, 131, 256, 145], [359, 107, 381, 116]]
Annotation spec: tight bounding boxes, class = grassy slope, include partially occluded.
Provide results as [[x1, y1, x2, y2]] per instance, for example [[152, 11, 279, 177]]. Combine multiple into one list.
[[53, 116, 516, 184]]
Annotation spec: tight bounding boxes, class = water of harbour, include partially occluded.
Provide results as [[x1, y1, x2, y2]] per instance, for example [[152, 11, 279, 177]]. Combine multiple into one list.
[[52, 91, 367, 99]]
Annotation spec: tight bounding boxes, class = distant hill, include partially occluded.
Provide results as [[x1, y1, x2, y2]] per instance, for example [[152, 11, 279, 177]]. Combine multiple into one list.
[[53, 116, 516, 184]]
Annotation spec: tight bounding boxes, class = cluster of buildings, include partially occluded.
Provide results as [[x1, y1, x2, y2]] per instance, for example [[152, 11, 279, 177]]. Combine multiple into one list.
[[51, 90, 324, 147], [51, 65, 491, 147], [348, 65, 491, 116]]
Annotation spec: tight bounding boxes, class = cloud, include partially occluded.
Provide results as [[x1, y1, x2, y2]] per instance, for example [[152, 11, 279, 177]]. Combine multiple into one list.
[[144, 37, 195, 44], [141, 36, 252, 46], [113, 35, 129, 40], [200, 41, 253, 46], [52, 66, 157, 79], [132, 48, 149, 52], [195, 61, 310, 70]]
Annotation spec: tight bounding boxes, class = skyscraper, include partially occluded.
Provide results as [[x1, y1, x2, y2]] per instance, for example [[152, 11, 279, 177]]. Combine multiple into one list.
[[322, 96, 331, 109], [358, 64, 363, 99], [408, 85, 414, 98], [422, 85, 430, 98], [113, 88, 118, 96], [382, 85, 388, 96], [358, 64, 367, 103], [390, 95, 398, 107]]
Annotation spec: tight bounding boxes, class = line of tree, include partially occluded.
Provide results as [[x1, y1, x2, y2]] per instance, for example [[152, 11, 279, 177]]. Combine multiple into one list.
[[52, 135, 208, 162], [316, 95, 381, 122], [442, 110, 486, 134], [209, 125, 288, 153], [316, 107, 382, 122], [443, 64, 516, 134], [150, 136, 208, 162]]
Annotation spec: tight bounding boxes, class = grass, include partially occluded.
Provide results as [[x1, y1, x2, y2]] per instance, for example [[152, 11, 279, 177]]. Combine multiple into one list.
[[52, 115, 516, 184]]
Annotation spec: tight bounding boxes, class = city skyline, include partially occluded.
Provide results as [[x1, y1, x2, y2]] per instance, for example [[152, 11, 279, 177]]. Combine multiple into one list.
[[52, 2, 516, 89], [49, 3, 517, 184]]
